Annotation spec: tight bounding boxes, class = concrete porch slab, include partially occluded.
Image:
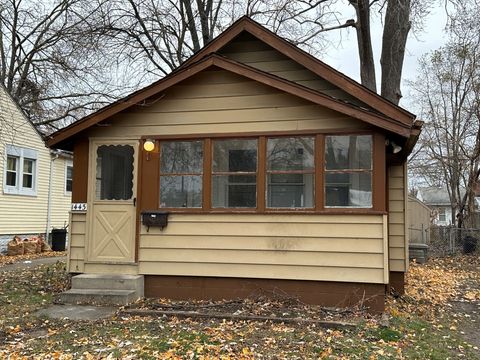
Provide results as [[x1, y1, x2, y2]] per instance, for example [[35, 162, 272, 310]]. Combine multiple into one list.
[[36, 304, 117, 321]]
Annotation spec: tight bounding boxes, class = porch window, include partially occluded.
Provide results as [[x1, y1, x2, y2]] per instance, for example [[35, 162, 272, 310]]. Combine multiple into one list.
[[324, 135, 372, 208], [212, 139, 257, 208], [266, 136, 314, 208], [3, 145, 37, 196], [153, 133, 381, 212], [160, 141, 203, 208]]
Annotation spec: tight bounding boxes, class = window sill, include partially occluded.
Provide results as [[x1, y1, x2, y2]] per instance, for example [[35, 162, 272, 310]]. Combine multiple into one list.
[[3, 188, 37, 197], [154, 208, 387, 215]]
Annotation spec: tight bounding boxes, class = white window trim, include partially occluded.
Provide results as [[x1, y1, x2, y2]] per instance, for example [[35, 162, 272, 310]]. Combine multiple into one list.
[[65, 160, 73, 196], [3, 144, 38, 196]]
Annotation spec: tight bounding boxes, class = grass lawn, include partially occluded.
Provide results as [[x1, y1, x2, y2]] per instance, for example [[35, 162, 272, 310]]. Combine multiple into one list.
[[0, 256, 479, 359]]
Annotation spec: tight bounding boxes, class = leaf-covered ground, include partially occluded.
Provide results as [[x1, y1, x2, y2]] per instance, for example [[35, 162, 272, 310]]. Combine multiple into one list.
[[0, 251, 66, 267], [0, 255, 479, 359]]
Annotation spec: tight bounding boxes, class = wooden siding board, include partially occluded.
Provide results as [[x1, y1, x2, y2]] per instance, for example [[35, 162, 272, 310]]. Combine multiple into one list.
[[140, 235, 383, 252], [139, 249, 384, 268], [138, 262, 385, 284], [388, 164, 407, 273]]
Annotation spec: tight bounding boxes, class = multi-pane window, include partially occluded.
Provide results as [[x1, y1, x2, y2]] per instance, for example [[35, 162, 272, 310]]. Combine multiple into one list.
[[65, 162, 73, 193], [6, 156, 18, 186], [3, 145, 37, 196], [324, 135, 373, 208], [267, 137, 314, 208], [160, 141, 203, 208], [156, 134, 377, 211], [212, 139, 257, 208]]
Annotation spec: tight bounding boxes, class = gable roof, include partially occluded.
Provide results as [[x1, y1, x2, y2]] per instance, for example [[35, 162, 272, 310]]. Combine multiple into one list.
[[181, 16, 415, 125], [46, 17, 418, 150], [0, 84, 45, 142]]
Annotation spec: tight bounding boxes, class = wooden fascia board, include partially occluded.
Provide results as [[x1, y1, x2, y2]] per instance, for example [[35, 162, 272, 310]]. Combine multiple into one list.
[[47, 53, 411, 147], [46, 59, 216, 147], [182, 17, 415, 125], [211, 56, 411, 137]]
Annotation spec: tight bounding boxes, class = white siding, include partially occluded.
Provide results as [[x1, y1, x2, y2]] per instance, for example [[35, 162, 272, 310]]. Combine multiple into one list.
[[0, 87, 70, 238]]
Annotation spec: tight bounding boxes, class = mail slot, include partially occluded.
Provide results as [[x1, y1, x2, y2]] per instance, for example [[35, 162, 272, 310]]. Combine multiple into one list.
[[141, 211, 169, 231]]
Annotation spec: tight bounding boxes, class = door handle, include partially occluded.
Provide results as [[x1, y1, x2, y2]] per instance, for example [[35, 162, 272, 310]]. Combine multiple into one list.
[[133, 197, 136, 206]]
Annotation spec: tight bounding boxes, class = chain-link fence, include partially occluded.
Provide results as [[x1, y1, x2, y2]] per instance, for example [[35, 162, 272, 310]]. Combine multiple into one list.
[[429, 226, 480, 257]]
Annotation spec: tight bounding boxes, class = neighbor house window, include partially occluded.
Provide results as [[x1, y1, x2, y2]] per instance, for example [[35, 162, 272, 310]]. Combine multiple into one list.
[[438, 208, 446, 222], [3, 145, 37, 196], [160, 141, 203, 208], [324, 135, 372, 208], [212, 139, 257, 208], [267, 136, 315, 208], [65, 161, 73, 193]]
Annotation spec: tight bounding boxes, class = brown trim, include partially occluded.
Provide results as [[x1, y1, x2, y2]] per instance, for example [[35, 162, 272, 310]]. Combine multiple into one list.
[[153, 209, 388, 216], [71, 138, 89, 203], [203, 138, 212, 210], [257, 136, 266, 212], [144, 275, 386, 314], [388, 271, 405, 295], [47, 53, 412, 148], [316, 134, 324, 210], [149, 132, 387, 215], [143, 128, 377, 140], [181, 16, 415, 125], [373, 133, 386, 212]]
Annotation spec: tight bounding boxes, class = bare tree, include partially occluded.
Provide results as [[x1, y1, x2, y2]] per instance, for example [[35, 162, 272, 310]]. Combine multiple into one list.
[[0, 0, 129, 130], [409, 1, 480, 228]]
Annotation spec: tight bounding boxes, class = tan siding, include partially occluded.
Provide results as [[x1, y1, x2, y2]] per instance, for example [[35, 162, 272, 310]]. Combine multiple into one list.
[[0, 88, 70, 235], [84, 66, 388, 284], [388, 164, 407, 272], [139, 214, 388, 284], [219, 38, 368, 106], [67, 212, 86, 273], [87, 70, 369, 139]]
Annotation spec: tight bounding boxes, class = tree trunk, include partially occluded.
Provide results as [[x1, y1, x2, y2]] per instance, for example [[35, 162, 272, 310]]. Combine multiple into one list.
[[380, 0, 411, 104], [349, 0, 376, 92]]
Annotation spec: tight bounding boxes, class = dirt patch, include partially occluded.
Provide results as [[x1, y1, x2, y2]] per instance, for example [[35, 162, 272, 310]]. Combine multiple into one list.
[[126, 295, 369, 325]]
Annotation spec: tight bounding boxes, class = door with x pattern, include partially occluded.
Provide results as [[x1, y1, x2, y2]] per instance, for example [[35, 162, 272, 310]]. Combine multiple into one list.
[[87, 141, 138, 263]]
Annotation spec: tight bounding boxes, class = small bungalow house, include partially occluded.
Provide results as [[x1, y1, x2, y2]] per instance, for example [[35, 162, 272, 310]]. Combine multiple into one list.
[[0, 85, 72, 250], [47, 17, 421, 312]]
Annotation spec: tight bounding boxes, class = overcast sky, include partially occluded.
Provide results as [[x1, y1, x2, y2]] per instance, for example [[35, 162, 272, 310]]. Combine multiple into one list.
[[320, 3, 449, 109]]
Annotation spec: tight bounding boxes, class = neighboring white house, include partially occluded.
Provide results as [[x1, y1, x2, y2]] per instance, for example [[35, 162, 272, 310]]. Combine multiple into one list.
[[417, 187, 453, 226], [0, 85, 72, 251]]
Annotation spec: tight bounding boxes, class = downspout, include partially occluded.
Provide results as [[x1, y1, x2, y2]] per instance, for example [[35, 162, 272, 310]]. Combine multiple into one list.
[[46, 150, 60, 244]]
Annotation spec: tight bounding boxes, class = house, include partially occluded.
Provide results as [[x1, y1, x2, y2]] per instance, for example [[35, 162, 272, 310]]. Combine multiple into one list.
[[46, 17, 422, 313], [0, 85, 72, 251], [417, 187, 453, 226]]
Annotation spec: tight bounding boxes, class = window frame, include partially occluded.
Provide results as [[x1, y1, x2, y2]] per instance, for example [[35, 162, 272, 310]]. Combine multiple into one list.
[[65, 160, 73, 195], [159, 140, 204, 209], [3, 145, 38, 196], [324, 135, 374, 209], [151, 131, 385, 214]]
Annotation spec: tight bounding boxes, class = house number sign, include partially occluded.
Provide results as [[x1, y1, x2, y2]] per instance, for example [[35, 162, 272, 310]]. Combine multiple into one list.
[[71, 203, 87, 211]]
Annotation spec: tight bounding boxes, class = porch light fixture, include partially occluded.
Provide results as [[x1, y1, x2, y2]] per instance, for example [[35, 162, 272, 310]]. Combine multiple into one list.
[[143, 139, 155, 152], [385, 139, 402, 154]]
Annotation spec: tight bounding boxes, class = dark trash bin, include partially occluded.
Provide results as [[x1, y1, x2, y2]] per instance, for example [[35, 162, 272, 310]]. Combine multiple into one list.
[[51, 228, 67, 251], [463, 236, 477, 254]]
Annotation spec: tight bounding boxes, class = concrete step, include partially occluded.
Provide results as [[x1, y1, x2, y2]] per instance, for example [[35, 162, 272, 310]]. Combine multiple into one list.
[[58, 289, 138, 306], [71, 274, 144, 295]]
